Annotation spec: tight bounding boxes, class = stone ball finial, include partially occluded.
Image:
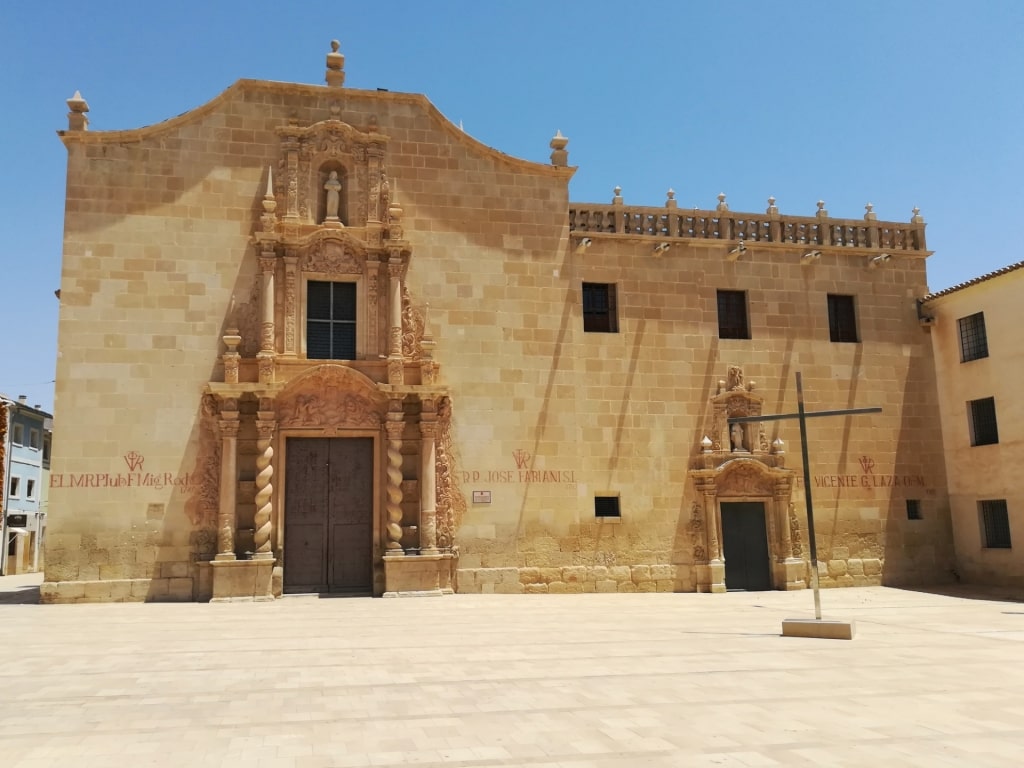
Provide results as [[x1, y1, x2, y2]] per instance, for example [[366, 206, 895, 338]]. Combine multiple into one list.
[[864, 202, 877, 221], [326, 39, 346, 87], [766, 195, 778, 214], [665, 188, 677, 209], [817, 200, 825, 210], [911, 206, 924, 223], [612, 186, 623, 204], [716, 192, 728, 212], [816, 199, 829, 218], [667, 188, 675, 200]]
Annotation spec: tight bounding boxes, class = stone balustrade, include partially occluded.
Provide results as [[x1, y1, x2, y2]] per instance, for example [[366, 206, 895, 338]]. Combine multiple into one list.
[[568, 196, 927, 252]]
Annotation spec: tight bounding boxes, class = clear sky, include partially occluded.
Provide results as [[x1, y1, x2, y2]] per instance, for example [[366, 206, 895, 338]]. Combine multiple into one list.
[[3, 1, 1022, 413]]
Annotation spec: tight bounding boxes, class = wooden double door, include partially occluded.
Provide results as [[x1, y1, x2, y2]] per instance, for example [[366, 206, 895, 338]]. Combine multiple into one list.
[[720, 501, 772, 591], [283, 437, 374, 594]]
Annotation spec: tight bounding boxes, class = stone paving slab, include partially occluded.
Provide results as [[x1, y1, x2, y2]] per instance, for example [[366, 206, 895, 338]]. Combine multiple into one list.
[[2, 574, 1024, 766]]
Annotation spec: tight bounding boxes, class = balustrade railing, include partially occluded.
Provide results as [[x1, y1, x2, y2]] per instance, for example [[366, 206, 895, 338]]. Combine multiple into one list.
[[568, 201, 927, 251]]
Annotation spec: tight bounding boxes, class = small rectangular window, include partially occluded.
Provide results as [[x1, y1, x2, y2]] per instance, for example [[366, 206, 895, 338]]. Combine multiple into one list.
[[8, 476, 20, 498], [43, 436, 51, 463], [906, 499, 922, 520], [26, 479, 36, 500], [968, 397, 999, 446], [29, 428, 40, 450], [958, 312, 989, 362], [594, 496, 621, 518], [582, 283, 618, 333], [717, 290, 749, 339], [980, 500, 1011, 548], [11, 424, 24, 445], [307, 280, 357, 360], [828, 294, 859, 343]]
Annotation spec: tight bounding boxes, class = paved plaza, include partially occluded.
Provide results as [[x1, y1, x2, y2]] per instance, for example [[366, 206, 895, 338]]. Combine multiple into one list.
[[2, 574, 1024, 767]]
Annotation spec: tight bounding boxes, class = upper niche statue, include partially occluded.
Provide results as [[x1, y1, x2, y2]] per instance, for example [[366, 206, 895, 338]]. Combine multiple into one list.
[[323, 171, 342, 223]]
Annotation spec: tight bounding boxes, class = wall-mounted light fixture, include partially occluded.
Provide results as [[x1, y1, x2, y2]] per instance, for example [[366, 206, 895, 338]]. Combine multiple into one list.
[[653, 242, 671, 256], [867, 253, 891, 269], [800, 250, 822, 265], [574, 237, 593, 255], [725, 242, 746, 262]]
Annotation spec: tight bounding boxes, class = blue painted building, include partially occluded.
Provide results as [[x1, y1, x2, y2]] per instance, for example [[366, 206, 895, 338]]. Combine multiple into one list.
[[2, 395, 52, 574]]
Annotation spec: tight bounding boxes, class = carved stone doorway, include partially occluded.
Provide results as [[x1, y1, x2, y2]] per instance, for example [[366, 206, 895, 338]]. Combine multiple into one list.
[[720, 501, 772, 591], [283, 437, 374, 594]]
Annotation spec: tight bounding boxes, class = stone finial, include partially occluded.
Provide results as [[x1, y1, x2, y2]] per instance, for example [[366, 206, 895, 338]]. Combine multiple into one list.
[[864, 202, 877, 221], [612, 186, 623, 205], [665, 188, 677, 209], [263, 167, 276, 210], [716, 193, 729, 212], [766, 196, 778, 215], [816, 200, 828, 218], [549, 130, 569, 167], [772, 437, 785, 455], [66, 90, 89, 131], [326, 40, 346, 87], [260, 167, 277, 235], [701, 435, 713, 454], [911, 207, 924, 223]]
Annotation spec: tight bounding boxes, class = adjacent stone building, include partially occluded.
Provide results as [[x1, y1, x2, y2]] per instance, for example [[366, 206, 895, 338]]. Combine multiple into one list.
[[922, 262, 1024, 587], [43, 43, 955, 602]]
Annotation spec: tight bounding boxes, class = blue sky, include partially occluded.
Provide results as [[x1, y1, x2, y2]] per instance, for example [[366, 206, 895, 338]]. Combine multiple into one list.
[[3, 1, 1022, 412]]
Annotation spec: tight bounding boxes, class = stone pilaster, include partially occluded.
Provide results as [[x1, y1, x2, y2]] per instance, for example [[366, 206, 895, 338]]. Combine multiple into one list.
[[387, 258, 404, 385], [253, 412, 276, 560], [282, 253, 298, 357], [215, 409, 240, 561], [419, 400, 439, 556]]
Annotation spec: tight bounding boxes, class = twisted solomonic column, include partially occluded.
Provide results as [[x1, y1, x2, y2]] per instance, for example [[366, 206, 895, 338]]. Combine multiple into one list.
[[385, 416, 405, 552], [253, 415, 276, 559]]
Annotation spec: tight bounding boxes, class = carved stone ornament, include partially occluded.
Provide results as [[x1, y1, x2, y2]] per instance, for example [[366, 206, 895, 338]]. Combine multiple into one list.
[[304, 239, 362, 275], [435, 396, 466, 550], [401, 285, 425, 360], [716, 461, 775, 497], [276, 364, 386, 429], [184, 394, 223, 527]]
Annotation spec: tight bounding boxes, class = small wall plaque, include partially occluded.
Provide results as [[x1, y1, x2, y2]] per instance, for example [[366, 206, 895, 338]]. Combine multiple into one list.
[[472, 491, 491, 504]]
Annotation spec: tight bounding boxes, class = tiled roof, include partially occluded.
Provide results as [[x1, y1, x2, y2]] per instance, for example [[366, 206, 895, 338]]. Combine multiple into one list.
[[921, 260, 1024, 302]]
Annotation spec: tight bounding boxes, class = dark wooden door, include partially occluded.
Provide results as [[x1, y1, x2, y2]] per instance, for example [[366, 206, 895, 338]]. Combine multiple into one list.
[[284, 437, 373, 594], [720, 502, 772, 591]]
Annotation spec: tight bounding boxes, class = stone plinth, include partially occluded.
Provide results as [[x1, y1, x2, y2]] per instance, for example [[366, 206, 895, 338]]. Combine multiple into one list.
[[383, 553, 455, 597], [781, 618, 856, 640], [210, 559, 275, 602]]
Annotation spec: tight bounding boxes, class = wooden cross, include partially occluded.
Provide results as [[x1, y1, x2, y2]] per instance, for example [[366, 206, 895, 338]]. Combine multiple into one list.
[[728, 372, 881, 620]]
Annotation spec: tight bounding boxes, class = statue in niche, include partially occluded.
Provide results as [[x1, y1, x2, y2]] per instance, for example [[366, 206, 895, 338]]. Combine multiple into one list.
[[730, 422, 745, 452], [323, 171, 342, 222]]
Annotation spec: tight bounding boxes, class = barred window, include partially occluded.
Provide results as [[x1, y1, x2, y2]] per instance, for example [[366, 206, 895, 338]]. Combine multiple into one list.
[[906, 499, 922, 520], [980, 500, 1011, 548], [582, 283, 618, 333], [968, 397, 999, 446], [828, 294, 859, 343], [958, 312, 988, 362], [307, 281, 356, 360], [717, 290, 749, 339]]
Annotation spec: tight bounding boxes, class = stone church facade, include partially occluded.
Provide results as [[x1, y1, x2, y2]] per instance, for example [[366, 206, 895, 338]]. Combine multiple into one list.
[[43, 44, 953, 602]]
